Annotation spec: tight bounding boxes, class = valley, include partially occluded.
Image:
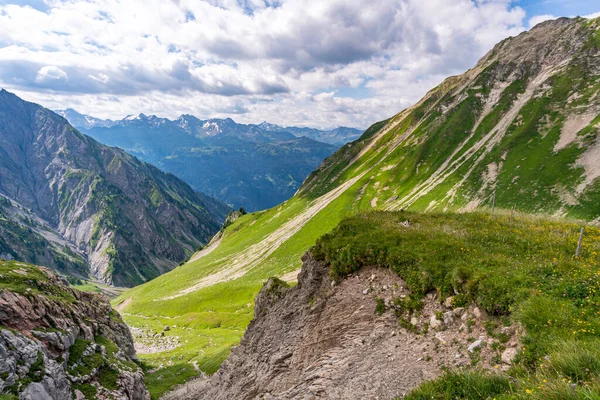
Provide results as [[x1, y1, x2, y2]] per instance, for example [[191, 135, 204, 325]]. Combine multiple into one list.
[[59, 111, 362, 211], [113, 16, 600, 398], [0, 4, 599, 400], [0, 90, 227, 287]]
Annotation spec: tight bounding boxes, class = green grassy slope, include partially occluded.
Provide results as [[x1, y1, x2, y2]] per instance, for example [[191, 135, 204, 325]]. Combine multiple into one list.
[[114, 17, 600, 397], [313, 211, 600, 399]]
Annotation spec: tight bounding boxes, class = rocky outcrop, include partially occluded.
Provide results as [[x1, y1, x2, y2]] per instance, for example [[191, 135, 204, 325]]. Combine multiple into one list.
[[0, 260, 149, 399], [165, 253, 518, 400], [0, 90, 228, 286]]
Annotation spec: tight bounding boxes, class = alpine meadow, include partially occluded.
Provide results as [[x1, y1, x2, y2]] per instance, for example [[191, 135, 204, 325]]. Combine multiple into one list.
[[0, 2, 600, 400]]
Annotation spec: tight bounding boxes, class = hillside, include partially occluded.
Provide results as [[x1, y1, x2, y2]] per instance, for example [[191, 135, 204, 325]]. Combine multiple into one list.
[[166, 212, 600, 399], [76, 114, 339, 211], [0, 90, 227, 287], [113, 16, 600, 396], [0, 259, 149, 399]]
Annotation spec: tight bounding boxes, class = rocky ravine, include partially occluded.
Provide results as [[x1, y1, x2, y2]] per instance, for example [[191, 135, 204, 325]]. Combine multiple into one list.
[[0, 260, 149, 399], [165, 253, 520, 400]]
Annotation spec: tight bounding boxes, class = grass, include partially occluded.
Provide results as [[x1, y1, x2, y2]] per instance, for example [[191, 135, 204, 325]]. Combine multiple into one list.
[[72, 282, 102, 293], [310, 211, 600, 399], [0, 260, 75, 303], [113, 184, 369, 397], [142, 364, 199, 400], [113, 19, 600, 397]]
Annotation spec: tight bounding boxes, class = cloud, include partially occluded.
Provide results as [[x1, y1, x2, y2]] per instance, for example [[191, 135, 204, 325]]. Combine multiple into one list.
[[0, 0, 565, 128], [35, 65, 68, 83], [528, 14, 557, 27], [585, 11, 600, 19]]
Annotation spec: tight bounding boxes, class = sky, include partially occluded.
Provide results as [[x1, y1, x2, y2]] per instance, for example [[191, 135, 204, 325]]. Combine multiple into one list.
[[0, 0, 598, 129]]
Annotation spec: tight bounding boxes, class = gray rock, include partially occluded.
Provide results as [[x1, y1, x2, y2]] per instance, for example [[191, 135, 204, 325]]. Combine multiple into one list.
[[0, 266, 150, 399], [468, 340, 483, 352], [444, 297, 454, 308], [443, 312, 454, 325], [452, 307, 465, 317], [430, 315, 442, 329], [502, 348, 518, 365]]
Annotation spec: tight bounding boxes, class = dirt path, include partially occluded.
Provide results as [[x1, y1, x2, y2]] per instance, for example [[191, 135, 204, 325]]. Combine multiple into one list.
[[279, 269, 301, 283], [115, 296, 132, 312], [189, 236, 222, 263], [163, 172, 368, 300]]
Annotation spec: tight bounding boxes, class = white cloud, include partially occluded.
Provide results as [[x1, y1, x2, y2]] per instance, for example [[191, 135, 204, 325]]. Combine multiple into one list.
[[528, 14, 557, 28], [585, 11, 600, 19], [35, 65, 68, 83], [0, 0, 539, 128]]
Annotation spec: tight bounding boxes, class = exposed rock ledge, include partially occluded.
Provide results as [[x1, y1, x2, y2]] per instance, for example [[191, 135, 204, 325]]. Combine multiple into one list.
[[165, 253, 518, 399], [0, 261, 149, 399]]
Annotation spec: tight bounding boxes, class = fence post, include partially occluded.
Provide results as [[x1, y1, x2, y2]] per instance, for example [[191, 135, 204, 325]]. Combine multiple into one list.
[[576, 227, 585, 257], [510, 205, 515, 228], [491, 189, 496, 215]]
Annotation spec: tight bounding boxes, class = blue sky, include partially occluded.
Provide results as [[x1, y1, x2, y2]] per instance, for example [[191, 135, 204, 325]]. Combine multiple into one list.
[[518, 0, 600, 18], [0, 0, 598, 129]]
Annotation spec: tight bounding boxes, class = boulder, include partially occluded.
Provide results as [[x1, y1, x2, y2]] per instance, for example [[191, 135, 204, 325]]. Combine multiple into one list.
[[430, 315, 442, 329], [502, 348, 518, 365], [468, 339, 483, 352]]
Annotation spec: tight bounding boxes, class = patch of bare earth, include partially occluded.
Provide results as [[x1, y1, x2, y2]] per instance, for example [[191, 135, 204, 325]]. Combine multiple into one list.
[[130, 326, 180, 355], [554, 112, 597, 152], [576, 135, 600, 193]]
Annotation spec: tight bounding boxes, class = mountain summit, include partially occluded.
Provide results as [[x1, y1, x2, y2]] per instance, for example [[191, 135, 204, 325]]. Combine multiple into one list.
[[0, 90, 226, 286]]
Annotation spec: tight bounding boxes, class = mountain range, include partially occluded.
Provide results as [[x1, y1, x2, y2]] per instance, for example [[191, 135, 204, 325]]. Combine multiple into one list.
[[57, 110, 362, 211], [0, 89, 229, 287], [114, 16, 600, 396]]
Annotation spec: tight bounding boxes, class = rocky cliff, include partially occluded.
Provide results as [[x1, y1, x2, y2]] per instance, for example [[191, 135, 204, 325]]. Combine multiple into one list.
[[165, 252, 517, 400], [0, 90, 228, 286], [0, 259, 149, 399]]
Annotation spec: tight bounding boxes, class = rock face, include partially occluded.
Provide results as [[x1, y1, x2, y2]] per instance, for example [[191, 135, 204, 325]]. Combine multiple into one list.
[[165, 253, 514, 400], [0, 90, 228, 286], [0, 260, 149, 399]]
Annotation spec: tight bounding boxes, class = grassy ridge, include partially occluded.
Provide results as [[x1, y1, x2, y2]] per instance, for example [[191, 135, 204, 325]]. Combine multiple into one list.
[[312, 212, 600, 399]]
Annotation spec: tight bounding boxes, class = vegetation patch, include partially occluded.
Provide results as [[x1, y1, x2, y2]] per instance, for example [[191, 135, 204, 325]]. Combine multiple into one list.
[[311, 211, 600, 399]]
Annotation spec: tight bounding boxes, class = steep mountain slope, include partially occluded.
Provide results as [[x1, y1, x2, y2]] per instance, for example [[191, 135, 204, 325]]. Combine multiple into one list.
[[0, 260, 149, 399], [166, 212, 600, 400], [114, 16, 600, 395], [0, 90, 226, 287], [82, 115, 337, 211], [0, 195, 87, 277]]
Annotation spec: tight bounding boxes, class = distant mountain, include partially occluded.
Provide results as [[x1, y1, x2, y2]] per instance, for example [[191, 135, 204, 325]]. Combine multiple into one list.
[[62, 109, 363, 146], [62, 113, 342, 211], [56, 108, 115, 130], [257, 123, 363, 145], [0, 90, 228, 287]]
